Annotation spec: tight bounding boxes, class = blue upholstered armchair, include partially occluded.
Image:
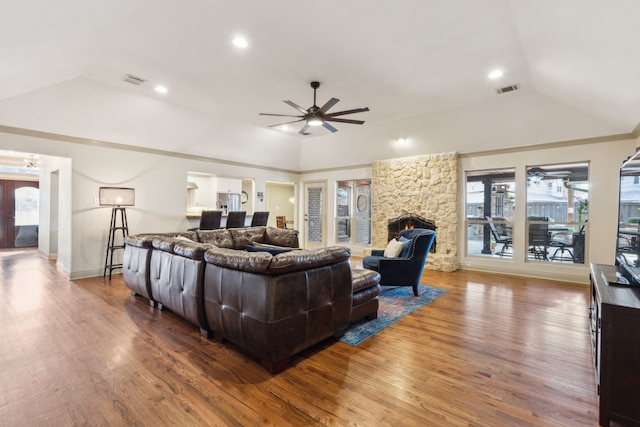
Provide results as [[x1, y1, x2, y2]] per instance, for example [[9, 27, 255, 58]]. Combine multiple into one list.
[[362, 228, 436, 296]]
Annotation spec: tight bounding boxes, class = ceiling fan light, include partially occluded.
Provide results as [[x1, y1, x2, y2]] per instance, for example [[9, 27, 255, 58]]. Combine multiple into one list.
[[307, 117, 323, 126]]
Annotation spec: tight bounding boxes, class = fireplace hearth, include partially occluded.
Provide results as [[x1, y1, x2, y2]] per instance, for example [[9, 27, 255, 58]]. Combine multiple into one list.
[[387, 213, 437, 252]]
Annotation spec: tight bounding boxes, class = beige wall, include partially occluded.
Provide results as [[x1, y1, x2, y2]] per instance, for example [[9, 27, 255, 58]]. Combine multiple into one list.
[[458, 137, 635, 283], [265, 182, 294, 228], [0, 129, 298, 279], [1, 125, 635, 283]]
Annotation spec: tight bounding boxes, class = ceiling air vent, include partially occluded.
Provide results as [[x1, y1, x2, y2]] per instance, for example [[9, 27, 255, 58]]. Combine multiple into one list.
[[496, 83, 520, 94], [123, 74, 147, 85]]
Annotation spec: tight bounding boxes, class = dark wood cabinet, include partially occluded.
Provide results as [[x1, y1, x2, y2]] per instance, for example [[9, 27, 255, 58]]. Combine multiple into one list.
[[590, 263, 640, 426]]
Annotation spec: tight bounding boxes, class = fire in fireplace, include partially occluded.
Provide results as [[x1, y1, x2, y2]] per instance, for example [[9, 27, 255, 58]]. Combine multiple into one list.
[[387, 213, 437, 252]]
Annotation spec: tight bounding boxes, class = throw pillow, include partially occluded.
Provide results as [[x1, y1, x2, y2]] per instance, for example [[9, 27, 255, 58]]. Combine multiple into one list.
[[398, 236, 412, 258], [383, 238, 404, 258], [174, 235, 195, 242], [246, 244, 291, 256]]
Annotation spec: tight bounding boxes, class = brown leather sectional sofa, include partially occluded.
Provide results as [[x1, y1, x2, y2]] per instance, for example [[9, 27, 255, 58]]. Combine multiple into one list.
[[122, 226, 353, 372]]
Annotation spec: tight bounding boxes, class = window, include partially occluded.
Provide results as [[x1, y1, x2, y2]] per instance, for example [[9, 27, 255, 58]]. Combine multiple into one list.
[[465, 168, 515, 258], [15, 186, 39, 226], [336, 180, 371, 245], [526, 163, 588, 264]]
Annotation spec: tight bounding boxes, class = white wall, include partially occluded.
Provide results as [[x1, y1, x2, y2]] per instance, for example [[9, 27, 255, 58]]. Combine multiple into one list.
[[0, 129, 297, 279], [38, 155, 71, 268], [1, 126, 635, 283], [299, 92, 625, 171]]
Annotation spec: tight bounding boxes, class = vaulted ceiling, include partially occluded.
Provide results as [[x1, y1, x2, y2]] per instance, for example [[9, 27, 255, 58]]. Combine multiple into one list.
[[1, 0, 639, 171]]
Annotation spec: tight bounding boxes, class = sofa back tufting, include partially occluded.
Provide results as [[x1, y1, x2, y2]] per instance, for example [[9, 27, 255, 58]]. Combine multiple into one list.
[[122, 225, 348, 373]]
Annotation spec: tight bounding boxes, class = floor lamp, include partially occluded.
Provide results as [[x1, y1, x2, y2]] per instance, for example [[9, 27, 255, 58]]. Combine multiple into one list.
[[100, 187, 135, 279]]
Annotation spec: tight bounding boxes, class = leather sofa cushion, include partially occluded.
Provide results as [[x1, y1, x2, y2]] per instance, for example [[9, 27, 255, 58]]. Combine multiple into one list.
[[173, 241, 215, 260], [125, 231, 198, 248], [197, 229, 235, 248], [265, 227, 299, 248], [149, 236, 214, 260], [204, 248, 273, 273], [124, 235, 153, 248], [268, 246, 351, 274], [152, 236, 178, 252], [229, 226, 266, 248], [352, 285, 380, 307], [162, 231, 199, 241], [352, 269, 381, 293]]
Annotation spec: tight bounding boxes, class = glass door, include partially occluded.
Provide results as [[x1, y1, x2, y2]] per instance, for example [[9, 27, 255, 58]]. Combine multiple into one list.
[[304, 181, 326, 249], [0, 180, 39, 248]]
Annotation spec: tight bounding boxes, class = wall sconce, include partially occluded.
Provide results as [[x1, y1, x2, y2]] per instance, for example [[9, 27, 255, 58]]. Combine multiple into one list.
[[257, 191, 264, 202], [289, 196, 295, 204]]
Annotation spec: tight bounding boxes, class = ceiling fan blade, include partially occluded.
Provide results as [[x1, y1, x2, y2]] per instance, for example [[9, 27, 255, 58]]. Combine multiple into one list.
[[298, 123, 310, 134], [322, 122, 338, 133], [324, 117, 365, 125], [259, 113, 304, 118], [318, 97, 339, 114], [267, 119, 305, 128], [325, 107, 370, 117], [284, 100, 308, 115]]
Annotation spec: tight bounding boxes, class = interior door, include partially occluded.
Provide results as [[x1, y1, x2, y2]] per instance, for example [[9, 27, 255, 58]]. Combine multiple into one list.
[[0, 180, 39, 248], [304, 181, 326, 249]]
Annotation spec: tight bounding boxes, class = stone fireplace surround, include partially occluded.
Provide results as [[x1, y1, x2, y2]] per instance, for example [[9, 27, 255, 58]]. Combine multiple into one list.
[[387, 213, 437, 251], [372, 152, 458, 272]]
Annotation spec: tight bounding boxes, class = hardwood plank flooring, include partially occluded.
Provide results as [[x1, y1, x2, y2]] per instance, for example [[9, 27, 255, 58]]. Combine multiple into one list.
[[0, 249, 599, 426]]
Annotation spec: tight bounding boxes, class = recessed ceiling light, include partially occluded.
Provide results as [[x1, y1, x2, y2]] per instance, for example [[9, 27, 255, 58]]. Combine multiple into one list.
[[232, 36, 248, 48], [488, 70, 504, 79], [154, 85, 168, 94]]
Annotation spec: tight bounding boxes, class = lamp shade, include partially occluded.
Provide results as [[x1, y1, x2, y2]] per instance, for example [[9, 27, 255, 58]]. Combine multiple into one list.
[[99, 187, 135, 207]]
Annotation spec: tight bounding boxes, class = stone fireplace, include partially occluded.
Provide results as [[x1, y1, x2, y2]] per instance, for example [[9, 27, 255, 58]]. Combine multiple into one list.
[[372, 152, 458, 272], [387, 213, 437, 252]]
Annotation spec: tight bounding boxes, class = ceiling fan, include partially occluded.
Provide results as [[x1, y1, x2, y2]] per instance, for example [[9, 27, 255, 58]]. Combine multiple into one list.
[[259, 81, 369, 134], [527, 167, 571, 182]]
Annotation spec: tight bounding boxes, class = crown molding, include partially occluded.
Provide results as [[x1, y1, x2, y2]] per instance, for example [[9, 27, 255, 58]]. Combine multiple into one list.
[[2, 123, 638, 173], [458, 132, 636, 159]]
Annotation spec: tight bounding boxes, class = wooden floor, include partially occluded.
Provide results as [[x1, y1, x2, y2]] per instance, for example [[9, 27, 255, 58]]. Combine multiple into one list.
[[0, 249, 599, 426]]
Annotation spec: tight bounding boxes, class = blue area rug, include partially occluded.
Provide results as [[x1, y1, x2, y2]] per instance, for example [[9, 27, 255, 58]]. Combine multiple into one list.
[[340, 284, 448, 346]]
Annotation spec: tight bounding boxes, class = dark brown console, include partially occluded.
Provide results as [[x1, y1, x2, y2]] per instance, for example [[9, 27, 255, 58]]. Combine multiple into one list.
[[590, 263, 640, 426]]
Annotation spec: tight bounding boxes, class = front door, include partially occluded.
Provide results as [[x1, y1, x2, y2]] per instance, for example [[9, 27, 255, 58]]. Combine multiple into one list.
[[304, 181, 326, 249], [0, 180, 39, 248]]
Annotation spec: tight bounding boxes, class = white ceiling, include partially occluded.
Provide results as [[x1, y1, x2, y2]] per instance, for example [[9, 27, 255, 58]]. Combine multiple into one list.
[[1, 0, 639, 171]]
